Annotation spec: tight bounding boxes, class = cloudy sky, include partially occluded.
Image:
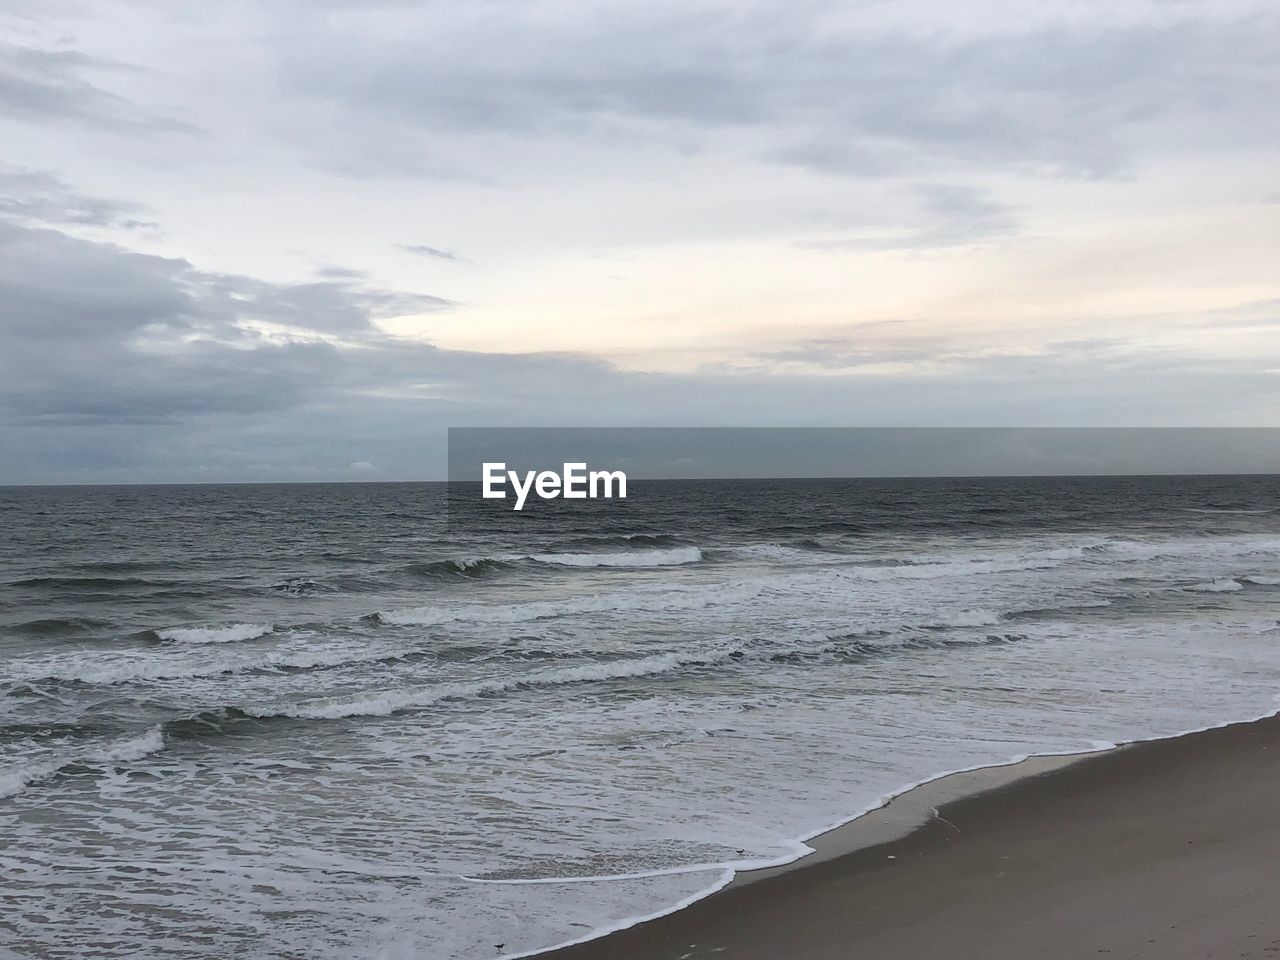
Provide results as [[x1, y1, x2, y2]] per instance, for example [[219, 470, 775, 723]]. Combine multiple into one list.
[[1, 0, 1277, 482]]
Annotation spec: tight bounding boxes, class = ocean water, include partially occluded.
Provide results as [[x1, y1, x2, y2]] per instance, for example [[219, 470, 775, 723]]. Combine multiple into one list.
[[2, 476, 1279, 959]]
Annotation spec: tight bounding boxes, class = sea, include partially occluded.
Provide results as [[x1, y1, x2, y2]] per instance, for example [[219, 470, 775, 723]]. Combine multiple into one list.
[[2, 475, 1279, 959]]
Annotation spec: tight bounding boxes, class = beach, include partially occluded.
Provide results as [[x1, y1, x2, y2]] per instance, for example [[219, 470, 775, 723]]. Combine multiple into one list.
[[547, 714, 1280, 960]]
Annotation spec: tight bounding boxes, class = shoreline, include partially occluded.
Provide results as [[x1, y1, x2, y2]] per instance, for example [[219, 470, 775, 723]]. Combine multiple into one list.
[[528, 709, 1280, 960]]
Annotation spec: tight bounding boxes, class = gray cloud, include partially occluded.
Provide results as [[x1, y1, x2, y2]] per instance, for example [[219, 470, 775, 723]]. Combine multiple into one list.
[[0, 40, 191, 132], [397, 243, 464, 262], [313, 264, 366, 280], [0, 166, 154, 229], [0, 216, 450, 425], [266, 7, 1277, 180], [1, 210, 1276, 483]]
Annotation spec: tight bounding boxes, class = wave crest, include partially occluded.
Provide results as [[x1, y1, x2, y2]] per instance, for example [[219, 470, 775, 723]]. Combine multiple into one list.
[[1186, 578, 1243, 593], [527, 547, 702, 568], [407, 557, 507, 578], [155, 623, 273, 644]]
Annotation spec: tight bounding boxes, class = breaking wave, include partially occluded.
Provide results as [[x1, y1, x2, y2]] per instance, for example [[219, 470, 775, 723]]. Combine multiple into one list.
[[526, 547, 703, 568], [155, 623, 274, 645], [407, 557, 509, 578], [1186, 578, 1244, 593]]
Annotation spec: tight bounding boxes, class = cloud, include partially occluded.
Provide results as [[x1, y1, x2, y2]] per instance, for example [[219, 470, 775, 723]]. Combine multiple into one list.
[[800, 182, 1021, 250], [0, 165, 154, 229], [0, 3, 1276, 482], [314, 264, 366, 280], [397, 243, 464, 262], [0, 40, 192, 132], [262, 3, 1278, 181], [0, 215, 450, 424], [0, 209, 1276, 483]]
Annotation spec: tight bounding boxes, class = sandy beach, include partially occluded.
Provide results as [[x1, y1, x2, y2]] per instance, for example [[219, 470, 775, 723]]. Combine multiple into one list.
[[546, 714, 1280, 960]]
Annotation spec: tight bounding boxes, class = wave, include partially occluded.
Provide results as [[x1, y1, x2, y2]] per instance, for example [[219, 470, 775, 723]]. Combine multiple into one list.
[[526, 547, 703, 568], [406, 557, 508, 578], [154, 623, 273, 645], [9, 616, 110, 637], [551, 534, 687, 550], [1185, 578, 1243, 593], [614, 534, 685, 547], [269, 577, 335, 596], [1181, 508, 1274, 515], [241, 623, 1047, 723], [0, 726, 165, 800], [8, 639, 400, 686], [11, 575, 171, 590], [377, 579, 766, 627], [374, 547, 1095, 629], [1243, 575, 1280, 586], [925, 608, 1005, 628], [1085, 537, 1280, 563], [241, 648, 743, 720], [65, 559, 176, 573], [847, 547, 1085, 581], [729, 542, 860, 565], [242, 610, 1070, 723]]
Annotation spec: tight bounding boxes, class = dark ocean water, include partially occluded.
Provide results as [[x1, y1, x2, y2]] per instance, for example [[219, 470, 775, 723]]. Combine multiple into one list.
[[2, 476, 1279, 958]]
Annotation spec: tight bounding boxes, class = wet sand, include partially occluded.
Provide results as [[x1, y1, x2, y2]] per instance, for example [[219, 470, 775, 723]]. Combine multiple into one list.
[[545, 714, 1280, 960]]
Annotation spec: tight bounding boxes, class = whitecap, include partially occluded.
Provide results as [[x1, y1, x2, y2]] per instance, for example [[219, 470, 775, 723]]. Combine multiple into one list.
[[156, 622, 273, 644]]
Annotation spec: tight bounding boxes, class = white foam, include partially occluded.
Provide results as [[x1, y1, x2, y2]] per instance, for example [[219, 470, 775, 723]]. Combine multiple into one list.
[[493, 704, 1280, 960], [847, 549, 1082, 581], [1186, 578, 1243, 593], [1093, 536, 1280, 562], [933, 608, 1004, 627], [156, 622, 273, 644], [10, 640, 391, 685], [379, 578, 766, 627], [1243, 575, 1280, 585], [729, 543, 860, 564]]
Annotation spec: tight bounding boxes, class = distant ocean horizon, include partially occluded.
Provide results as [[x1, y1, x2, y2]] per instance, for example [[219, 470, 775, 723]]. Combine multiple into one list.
[[3, 475, 1279, 958], [6, 468, 1280, 491]]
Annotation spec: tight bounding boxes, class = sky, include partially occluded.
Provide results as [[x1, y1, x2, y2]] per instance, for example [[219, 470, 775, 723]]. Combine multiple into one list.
[[1, 0, 1277, 483]]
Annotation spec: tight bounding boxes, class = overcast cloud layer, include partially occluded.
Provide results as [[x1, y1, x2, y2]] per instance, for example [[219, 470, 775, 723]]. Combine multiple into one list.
[[1, 0, 1277, 482]]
